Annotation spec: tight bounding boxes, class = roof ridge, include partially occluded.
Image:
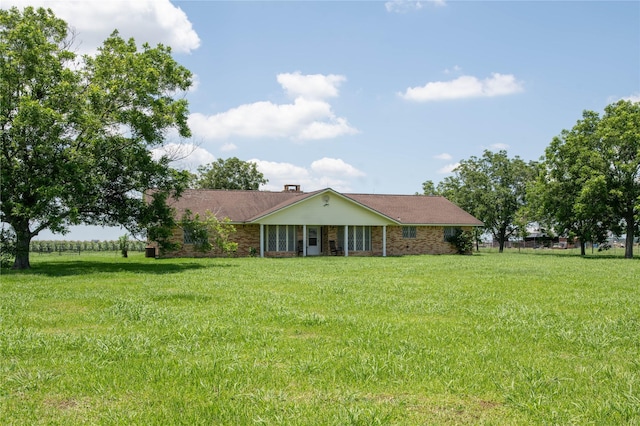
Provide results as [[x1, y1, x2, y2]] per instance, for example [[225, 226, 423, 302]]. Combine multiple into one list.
[[345, 192, 444, 197]]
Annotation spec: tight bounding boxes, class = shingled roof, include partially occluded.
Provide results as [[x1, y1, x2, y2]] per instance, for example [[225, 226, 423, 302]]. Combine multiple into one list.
[[164, 188, 483, 226], [344, 193, 483, 225]]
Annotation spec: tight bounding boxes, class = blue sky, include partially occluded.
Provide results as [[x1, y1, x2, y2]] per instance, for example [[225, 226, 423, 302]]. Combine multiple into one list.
[[5, 0, 639, 240]]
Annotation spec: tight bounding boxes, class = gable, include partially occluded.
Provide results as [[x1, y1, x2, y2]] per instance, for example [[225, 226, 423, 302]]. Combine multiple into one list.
[[254, 190, 396, 226]]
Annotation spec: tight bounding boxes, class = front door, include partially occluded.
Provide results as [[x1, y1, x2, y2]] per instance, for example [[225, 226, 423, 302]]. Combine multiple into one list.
[[307, 226, 320, 255]]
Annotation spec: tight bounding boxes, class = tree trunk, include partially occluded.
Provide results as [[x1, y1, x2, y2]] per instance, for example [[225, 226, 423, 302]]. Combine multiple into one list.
[[625, 214, 635, 259], [580, 241, 586, 256], [12, 222, 32, 270], [497, 227, 506, 253]]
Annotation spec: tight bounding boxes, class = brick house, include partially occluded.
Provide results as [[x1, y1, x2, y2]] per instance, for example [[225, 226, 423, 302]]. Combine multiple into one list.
[[150, 185, 483, 258]]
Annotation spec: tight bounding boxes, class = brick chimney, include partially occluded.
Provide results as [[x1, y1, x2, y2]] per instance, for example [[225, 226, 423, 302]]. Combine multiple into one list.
[[284, 184, 301, 192]]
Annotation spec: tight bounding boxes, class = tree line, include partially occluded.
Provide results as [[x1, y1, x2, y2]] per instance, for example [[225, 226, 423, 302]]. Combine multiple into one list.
[[28, 240, 147, 253], [423, 100, 639, 259]]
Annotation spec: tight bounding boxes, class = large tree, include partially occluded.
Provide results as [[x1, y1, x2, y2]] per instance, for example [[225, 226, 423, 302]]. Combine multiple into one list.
[[435, 150, 536, 252], [193, 157, 268, 190], [532, 110, 613, 255], [535, 100, 639, 258], [598, 100, 640, 259], [1, 7, 192, 269]]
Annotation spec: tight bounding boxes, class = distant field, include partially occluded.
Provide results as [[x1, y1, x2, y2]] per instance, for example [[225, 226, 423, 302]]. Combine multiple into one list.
[[1, 252, 638, 424]]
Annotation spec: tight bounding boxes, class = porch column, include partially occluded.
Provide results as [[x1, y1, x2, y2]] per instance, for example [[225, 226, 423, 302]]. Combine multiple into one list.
[[302, 225, 307, 257], [382, 225, 387, 257], [344, 225, 349, 257], [259, 224, 264, 258]]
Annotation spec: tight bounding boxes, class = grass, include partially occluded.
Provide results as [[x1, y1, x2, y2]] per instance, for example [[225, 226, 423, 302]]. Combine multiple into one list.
[[1, 251, 639, 425]]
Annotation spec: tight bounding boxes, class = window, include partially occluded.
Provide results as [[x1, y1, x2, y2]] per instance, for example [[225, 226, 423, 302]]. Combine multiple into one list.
[[265, 225, 296, 252], [402, 226, 417, 239], [183, 226, 207, 245], [443, 227, 461, 241], [338, 226, 371, 251]]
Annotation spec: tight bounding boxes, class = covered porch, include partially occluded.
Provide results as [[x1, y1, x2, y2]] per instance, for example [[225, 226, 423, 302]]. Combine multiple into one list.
[[252, 190, 396, 258], [258, 224, 389, 257]]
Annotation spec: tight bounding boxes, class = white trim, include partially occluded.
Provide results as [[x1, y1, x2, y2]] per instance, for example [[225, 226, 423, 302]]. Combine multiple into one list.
[[383, 225, 387, 257], [303, 225, 307, 257], [344, 225, 349, 257], [306, 225, 321, 256], [260, 224, 264, 258]]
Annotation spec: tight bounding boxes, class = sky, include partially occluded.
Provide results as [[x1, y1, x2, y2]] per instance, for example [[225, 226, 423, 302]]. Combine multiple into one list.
[[4, 0, 639, 241]]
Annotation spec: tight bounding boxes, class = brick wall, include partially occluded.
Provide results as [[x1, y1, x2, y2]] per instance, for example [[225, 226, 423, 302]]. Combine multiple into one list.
[[386, 226, 458, 256], [158, 224, 261, 258], [322, 225, 461, 256], [156, 224, 469, 258]]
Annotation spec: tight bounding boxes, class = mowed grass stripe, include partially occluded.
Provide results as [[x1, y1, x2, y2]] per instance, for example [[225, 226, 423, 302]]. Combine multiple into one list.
[[1, 252, 638, 424]]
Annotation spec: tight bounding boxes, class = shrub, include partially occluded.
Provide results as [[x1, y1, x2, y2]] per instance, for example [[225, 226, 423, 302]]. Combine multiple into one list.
[[0, 226, 16, 268], [118, 234, 130, 258], [446, 229, 474, 254]]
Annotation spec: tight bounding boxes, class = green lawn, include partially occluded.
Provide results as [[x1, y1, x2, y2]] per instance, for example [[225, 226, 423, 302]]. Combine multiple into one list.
[[1, 251, 639, 425]]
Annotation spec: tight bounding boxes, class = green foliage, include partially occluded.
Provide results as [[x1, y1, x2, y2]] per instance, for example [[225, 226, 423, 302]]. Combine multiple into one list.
[[598, 100, 640, 258], [179, 209, 238, 255], [445, 228, 474, 254], [1, 253, 638, 423], [421, 180, 440, 196], [193, 157, 268, 190], [26, 239, 146, 253], [118, 234, 129, 258], [437, 150, 537, 253], [0, 227, 16, 268], [0, 7, 193, 268], [535, 100, 640, 258]]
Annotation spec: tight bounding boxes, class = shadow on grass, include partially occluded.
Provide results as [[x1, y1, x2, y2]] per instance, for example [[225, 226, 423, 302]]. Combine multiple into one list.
[[6, 259, 235, 277]]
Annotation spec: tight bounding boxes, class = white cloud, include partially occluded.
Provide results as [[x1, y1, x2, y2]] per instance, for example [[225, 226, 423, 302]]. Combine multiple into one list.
[[399, 73, 524, 102], [437, 163, 460, 174], [443, 65, 462, 75], [250, 160, 311, 191], [622, 93, 640, 103], [3, 0, 200, 54], [277, 72, 346, 100], [385, 1, 422, 13], [385, 0, 444, 13], [251, 158, 364, 192], [297, 118, 358, 140], [188, 74, 200, 93], [310, 158, 366, 177], [434, 153, 453, 160], [487, 143, 510, 151], [220, 143, 238, 152], [188, 73, 358, 141], [150, 143, 215, 171]]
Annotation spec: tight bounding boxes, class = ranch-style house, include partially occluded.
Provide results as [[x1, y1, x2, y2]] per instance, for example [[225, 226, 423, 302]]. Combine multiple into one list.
[[149, 185, 483, 258]]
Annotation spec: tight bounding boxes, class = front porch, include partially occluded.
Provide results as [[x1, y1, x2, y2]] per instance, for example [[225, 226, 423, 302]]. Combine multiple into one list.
[[259, 224, 388, 257]]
